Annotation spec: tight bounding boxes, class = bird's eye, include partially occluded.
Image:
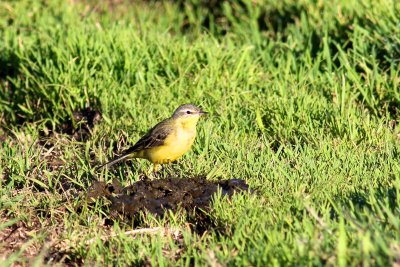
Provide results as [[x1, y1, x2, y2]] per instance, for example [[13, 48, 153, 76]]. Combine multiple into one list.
[[186, 110, 191, 114]]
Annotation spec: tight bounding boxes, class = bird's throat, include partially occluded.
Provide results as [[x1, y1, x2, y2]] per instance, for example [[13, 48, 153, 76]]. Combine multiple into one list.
[[177, 116, 199, 130]]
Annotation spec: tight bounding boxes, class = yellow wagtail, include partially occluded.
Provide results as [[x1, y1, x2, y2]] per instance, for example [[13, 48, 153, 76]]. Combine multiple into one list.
[[97, 104, 207, 175]]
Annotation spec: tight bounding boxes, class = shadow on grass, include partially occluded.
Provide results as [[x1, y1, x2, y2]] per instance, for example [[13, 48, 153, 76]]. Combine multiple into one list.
[[0, 44, 102, 127], [1, 106, 102, 193], [326, 177, 399, 225], [0, 50, 20, 79]]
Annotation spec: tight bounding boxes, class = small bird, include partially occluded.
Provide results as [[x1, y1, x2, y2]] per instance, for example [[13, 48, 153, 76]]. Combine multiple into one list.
[[97, 104, 207, 175]]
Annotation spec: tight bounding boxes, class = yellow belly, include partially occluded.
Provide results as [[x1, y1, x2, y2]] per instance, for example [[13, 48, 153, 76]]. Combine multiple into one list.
[[142, 128, 196, 164]]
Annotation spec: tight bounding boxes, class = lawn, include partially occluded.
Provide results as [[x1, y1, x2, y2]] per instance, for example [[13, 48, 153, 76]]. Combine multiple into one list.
[[1, 0, 400, 265]]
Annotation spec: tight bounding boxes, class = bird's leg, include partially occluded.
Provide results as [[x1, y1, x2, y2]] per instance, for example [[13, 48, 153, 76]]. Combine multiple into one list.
[[145, 164, 162, 180], [153, 164, 162, 173]]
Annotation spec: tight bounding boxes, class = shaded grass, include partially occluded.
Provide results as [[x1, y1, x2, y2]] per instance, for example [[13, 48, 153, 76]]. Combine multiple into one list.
[[0, 0, 400, 265]]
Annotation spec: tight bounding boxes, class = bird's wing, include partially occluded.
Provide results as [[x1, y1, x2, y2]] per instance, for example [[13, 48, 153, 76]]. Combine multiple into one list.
[[123, 118, 174, 154], [96, 118, 174, 170]]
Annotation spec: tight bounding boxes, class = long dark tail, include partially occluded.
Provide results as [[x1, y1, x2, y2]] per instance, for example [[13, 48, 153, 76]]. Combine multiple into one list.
[[96, 153, 133, 171]]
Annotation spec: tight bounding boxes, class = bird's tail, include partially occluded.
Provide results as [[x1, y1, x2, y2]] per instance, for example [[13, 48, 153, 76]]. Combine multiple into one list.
[[95, 152, 134, 171]]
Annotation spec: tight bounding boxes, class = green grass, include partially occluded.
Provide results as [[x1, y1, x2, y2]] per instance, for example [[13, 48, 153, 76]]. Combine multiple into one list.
[[1, 0, 400, 265]]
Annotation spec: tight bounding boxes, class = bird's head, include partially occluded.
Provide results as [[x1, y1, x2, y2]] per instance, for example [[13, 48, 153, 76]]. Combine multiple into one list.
[[171, 104, 207, 127]]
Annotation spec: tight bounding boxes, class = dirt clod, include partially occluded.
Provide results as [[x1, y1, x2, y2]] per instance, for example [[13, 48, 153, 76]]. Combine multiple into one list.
[[87, 177, 251, 232]]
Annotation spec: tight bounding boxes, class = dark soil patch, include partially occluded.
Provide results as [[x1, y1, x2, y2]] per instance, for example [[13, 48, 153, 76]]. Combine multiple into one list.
[[0, 127, 8, 142], [87, 177, 252, 234], [36, 106, 101, 172], [0, 211, 77, 266], [7, 107, 103, 192], [40, 107, 102, 143], [61, 107, 102, 141], [0, 218, 40, 258]]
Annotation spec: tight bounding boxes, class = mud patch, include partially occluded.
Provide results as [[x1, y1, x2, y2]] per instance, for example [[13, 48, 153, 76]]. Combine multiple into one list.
[[87, 177, 252, 234]]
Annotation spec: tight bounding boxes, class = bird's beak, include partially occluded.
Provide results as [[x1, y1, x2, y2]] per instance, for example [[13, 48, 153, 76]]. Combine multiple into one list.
[[199, 110, 208, 116]]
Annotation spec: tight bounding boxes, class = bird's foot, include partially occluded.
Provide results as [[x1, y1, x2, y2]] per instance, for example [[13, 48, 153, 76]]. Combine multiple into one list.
[[138, 173, 150, 181], [141, 164, 162, 180], [139, 171, 159, 180]]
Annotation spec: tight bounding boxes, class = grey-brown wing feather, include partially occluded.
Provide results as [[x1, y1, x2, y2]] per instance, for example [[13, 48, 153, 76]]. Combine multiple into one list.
[[96, 118, 173, 170], [123, 118, 173, 154]]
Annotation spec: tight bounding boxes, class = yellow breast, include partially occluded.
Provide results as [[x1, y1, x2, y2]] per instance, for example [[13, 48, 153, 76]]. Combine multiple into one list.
[[144, 118, 198, 164]]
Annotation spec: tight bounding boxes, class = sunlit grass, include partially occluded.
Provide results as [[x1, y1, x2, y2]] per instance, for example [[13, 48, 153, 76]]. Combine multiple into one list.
[[1, 0, 399, 265]]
